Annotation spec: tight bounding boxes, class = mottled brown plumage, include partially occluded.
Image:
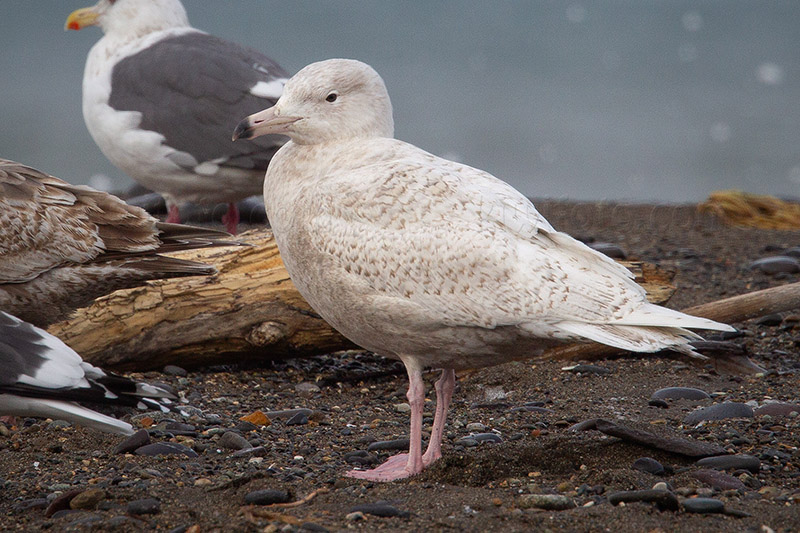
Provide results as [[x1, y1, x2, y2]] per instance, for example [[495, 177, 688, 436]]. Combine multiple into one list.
[[0, 159, 231, 327]]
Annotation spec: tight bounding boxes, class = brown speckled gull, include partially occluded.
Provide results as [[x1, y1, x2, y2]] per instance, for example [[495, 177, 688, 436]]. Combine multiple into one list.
[[233, 59, 735, 481], [0, 158, 230, 328]]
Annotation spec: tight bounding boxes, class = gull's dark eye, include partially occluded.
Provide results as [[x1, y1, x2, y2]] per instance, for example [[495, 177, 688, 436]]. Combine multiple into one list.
[[325, 92, 338, 103]]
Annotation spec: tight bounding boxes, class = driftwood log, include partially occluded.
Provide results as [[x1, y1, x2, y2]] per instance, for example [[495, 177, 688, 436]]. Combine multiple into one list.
[[50, 228, 679, 371]]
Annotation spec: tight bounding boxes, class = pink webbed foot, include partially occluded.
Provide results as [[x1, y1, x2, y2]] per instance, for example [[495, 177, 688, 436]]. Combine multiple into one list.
[[221, 202, 240, 235], [0, 415, 17, 428], [165, 204, 181, 224], [345, 453, 421, 482]]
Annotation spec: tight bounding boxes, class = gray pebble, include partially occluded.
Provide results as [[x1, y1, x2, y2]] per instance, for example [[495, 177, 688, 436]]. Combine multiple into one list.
[[229, 446, 269, 459], [244, 489, 290, 505], [517, 493, 576, 511], [367, 438, 409, 452], [295, 382, 321, 395], [755, 313, 783, 326], [471, 432, 503, 443], [651, 387, 710, 401], [682, 497, 725, 514], [265, 408, 313, 420], [126, 498, 161, 515], [113, 429, 150, 455], [691, 469, 746, 490], [162, 365, 187, 377], [632, 457, 665, 476], [134, 442, 198, 458], [696, 454, 760, 474], [217, 431, 252, 451], [466, 422, 486, 432], [754, 402, 800, 417], [750, 256, 800, 274], [608, 489, 679, 511], [683, 402, 754, 425]]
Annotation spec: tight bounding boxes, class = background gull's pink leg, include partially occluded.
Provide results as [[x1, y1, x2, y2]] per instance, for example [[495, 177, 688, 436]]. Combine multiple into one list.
[[221, 202, 240, 234], [165, 203, 181, 224]]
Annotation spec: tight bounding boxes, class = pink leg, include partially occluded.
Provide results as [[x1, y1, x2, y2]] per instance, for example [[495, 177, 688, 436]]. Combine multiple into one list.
[[346, 361, 425, 481], [221, 202, 239, 235], [165, 204, 181, 224], [422, 368, 455, 467]]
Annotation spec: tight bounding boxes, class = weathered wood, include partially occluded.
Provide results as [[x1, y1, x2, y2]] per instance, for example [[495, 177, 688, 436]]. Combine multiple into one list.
[[48, 230, 355, 371], [48, 228, 678, 371]]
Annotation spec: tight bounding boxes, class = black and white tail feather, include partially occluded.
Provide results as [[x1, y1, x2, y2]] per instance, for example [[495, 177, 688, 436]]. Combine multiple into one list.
[[0, 311, 175, 435]]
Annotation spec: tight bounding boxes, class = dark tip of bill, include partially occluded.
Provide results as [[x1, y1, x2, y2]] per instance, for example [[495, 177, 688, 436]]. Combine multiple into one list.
[[232, 121, 252, 141]]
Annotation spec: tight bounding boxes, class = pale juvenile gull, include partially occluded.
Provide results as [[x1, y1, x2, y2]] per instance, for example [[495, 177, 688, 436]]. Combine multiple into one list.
[[0, 311, 174, 435], [66, 0, 288, 233], [0, 158, 233, 328], [233, 58, 735, 482]]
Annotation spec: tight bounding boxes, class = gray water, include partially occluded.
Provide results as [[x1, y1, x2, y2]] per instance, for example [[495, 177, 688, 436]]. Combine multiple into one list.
[[1, 1, 799, 203]]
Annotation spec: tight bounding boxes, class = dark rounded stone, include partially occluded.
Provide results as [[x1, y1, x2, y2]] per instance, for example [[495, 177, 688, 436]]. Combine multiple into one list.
[[244, 489, 290, 505], [367, 438, 409, 452], [607, 489, 679, 511], [162, 365, 187, 377], [217, 431, 252, 451], [683, 402, 754, 425], [350, 503, 411, 518], [265, 408, 313, 420], [783, 246, 800, 258], [230, 446, 268, 459], [691, 468, 746, 490], [648, 399, 669, 409], [696, 454, 760, 474], [126, 498, 161, 515], [134, 442, 198, 458], [651, 387, 710, 401], [632, 457, 665, 476], [589, 242, 627, 259], [45, 489, 84, 517], [682, 497, 725, 514], [471, 433, 503, 443], [754, 402, 800, 417], [755, 313, 784, 326], [749, 256, 800, 274]]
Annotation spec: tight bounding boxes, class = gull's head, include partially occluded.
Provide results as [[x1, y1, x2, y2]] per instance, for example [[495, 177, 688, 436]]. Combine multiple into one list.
[[233, 59, 394, 146], [66, 0, 190, 37]]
